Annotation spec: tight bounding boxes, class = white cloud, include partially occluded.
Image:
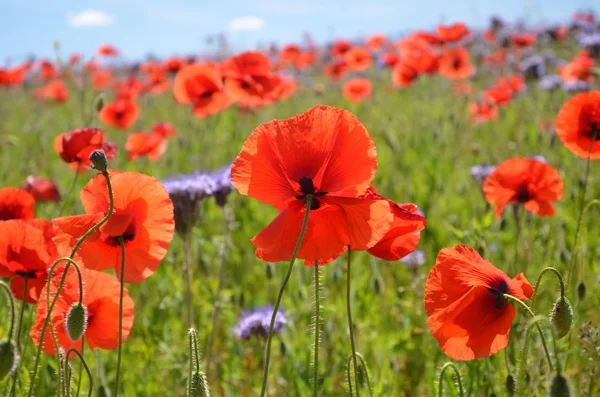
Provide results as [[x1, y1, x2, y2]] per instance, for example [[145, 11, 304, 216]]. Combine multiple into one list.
[[228, 16, 265, 32], [66, 9, 114, 28]]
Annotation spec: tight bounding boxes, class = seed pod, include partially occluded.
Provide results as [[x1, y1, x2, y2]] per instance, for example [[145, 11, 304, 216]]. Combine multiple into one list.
[[550, 297, 573, 339], [0, 340, 19, 380], [549, 374, 571, 397], [65, 302, 88, 341]]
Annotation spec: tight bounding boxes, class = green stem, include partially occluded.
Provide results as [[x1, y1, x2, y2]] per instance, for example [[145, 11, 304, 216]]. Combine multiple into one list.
[[28, 170, 114, 397], [347, 248, 360, 397], [59, 171, 80, 216], [313, 260, 320, 397], [187, 330, 195, 397], [66, 348, 94, 397], [205, 205, 231, 379], [74, 339, 85, 397], [353, 353, 374, 397], [183, 233, 194, 328], [437, 362, 465, 397], [531, 267, 565, 311], [9, 276, 29, 397], [113, 237, 126, 397], [0, 281, 16, 342], [259, 194, 313, 397]]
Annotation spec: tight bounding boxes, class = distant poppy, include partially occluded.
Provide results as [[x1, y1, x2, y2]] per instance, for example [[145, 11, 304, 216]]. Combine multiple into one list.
[[395, 34, 432, 53], [151, 121, 175, 137], [469, 101, 499, 124], [30, 266, 134, 354], [54, 128, 117, 171], [174, 63, 233, 118], [380, 52, 399, 68], [52, 171, 175, 283], [483, 157, 564, 217], [344, 47, 373, 72], [453, 81, 472, 95], [114, 76, 144, 99], [0, 64, 28, 87], [497, 75, 525, 95], [0, 220, 54, 303], [342, 78, 372, 103], [223, 52, 283, 107], [22, 175, 61, 202], [163, 57, 185, 74], [331, 40, 353, 57], [231, 105, 393, 262], [294, 51, 317, 70], [145, 70, 172, 95], [99, 96, 139, 129], [0, 188, 35, 221], [437, 23, 470, 42], [361, 187, 426, 261], [412, 31, 443, 46], [125, 131, 168, 160], [483, 84, 513, 107], [278, 44, 302, 64], [323, 60, 348, 81], [39, 60, 56, 80], [392, 62, 419, 87], [425, 244, 533, 360], [33, 80, 69, 103], [558, 51, 595, 83], [92, 70, 112, 90], [484, 50, 507, 66], [555, 91, 600, 159], [438, 48, 474, 80], [366, 33, 386, 50], [68, 53, 81, 66], [407, 50, 440, 74], [97, 44, 119, 57], [84, 61, 99, 73], [509, 33, 536, 48]]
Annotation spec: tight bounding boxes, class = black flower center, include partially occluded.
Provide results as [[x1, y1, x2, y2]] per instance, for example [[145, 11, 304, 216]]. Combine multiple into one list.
[[16, 270, 40, 279], [488, 279, 509, 309], [296, 177, 327, 210], [515, 187, 531, 203]]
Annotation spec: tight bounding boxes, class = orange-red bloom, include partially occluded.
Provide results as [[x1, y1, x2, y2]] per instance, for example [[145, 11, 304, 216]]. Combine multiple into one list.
[[436, 23, 470, 42], [360, 188, 426, 261], [344, 47, 373, 72], [469, 101, 499, 124], [438, 48, 474, 80], [331, 40, 353, 57], [22, 175, 61, 202], [54, 128, 117, 171], [342, 78, 372, 103], [231, 105, 393, 262], [555, 91, 600, 159], [0, 188, 35, 221], [92, 70, 113, 90], [392, 62, 418, 87], [425, 244, 533, 360], [366, 33, 386, 50], [509, 33, 536, 48], [125, 131, 168, 160], [31, 266, 134, 354], [52, 171, 175, 283], [97, 44, 119, 57], [323, 60, 348, 81], [39, 60, 56, 80], [0, 220, 55, 303], [151, 121, 175, 137], [0, 64, 28, 87], [174, 63, 233, 118], [33, 80, 69, 103], [483, 158, 564, 218], [223, 52, 283, 107], [99, 96, 139, 129]]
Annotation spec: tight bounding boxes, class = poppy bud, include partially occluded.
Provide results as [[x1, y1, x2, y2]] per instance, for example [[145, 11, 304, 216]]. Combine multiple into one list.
[[550, 297, 573, 339], [89, 149, 108, 172], [65, 302, 88, 342], [549, 374, 571, 397], [94, 94, 105, 114], [577, 282, 586, 300], [505, 374, 516, 395], [370, 276, 382, 295], [265, 262, 273, 280], [189, 371, 210, 397], [0, 340, 19, 380]]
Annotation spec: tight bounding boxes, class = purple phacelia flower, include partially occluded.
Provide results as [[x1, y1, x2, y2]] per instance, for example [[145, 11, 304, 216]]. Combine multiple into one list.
[[400, 250, 426, 269], [233, 305, 287, 340], [519, 55, 546, 80], [538, 74, 563, 90], [470, 165, 496, 183]]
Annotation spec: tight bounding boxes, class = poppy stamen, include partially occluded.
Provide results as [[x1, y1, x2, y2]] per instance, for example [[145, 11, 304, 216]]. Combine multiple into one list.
[[487, 279, 510, 309], [515, 188, 531, 203]]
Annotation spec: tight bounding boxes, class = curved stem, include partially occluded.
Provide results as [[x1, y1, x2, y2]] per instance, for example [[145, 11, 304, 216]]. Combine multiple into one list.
[[346, 248, 360, 397], [183, 233, 194, 328], [313, 260, 320, 397], [531, 267, 565, 311], [438, 362, 465, 397], [354, 353, 374, 397], [503, 294, 554, 371], [206, 205, 231, 379], [113, 237, 126, 397], [259, 195, 312, 397], [66, 348, 94, 397], [28, 171, 113, 397], [0, 281, 16, 342]]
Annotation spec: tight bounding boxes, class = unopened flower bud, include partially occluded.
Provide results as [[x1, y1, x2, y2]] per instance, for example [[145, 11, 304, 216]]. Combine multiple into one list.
[[94, 94, 105, 114], [577, 282, 586, 300], [550, 297, 573, 339], [549, 374, 571, 397], [505, 374, 516, 395], [0, 340, 19, 380], [65, 302, 88, 341], [189, 371, 210, 397], [89, 150, 108, 172]]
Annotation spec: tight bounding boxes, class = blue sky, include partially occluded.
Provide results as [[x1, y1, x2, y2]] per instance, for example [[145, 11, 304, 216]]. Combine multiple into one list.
[[1, 0, 598, 63]]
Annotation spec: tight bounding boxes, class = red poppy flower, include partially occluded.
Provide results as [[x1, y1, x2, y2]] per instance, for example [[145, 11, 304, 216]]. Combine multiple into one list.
[[380, 52, 399, 68], [412, 31, 443, 46], [0, 188, 35, 221], [469, 101, 499, 124], [497, 75, 525, 95], [436, 23, 470, 42], [509, 33, 536, 48], [438, 48, 474, 80], [342, 78, 372, 103], [558, 52, 595, 83], [366, 34, 386, 50], [125, 131, 168, 160], [425, 244, 533, 360], [344, 47, 373, 72], [0, 64, 28, 87], [278, 44, 302, 64], [0, 220, 54, 303], [97, 44, 119, 57], [323, 60, 348, 81], [30, 267, 134, 354], [483, 157, 564, 218], [223, 52, 283, 107], [555, 91, 600, 159], [231, 105, 393, 262], [453, 81, 472, 95], [33, 80, 69, 103], [52, 171, 175, 283], [22, 175, 61, 202], [163, 57, 185, 74], [174, 63, 233, 118], [483, 84, 513, 107], [484, 50, 507, 66], [92, 71, 112, 90], [84, 61, 99, 73], [151, 121, 175, 137], [360, 188, 426, 261], [392, 62, 419, 87], [331, 40, 353, 57], [39, 60, 56, 80], [407, 50, 440, 74], [294, 51, 317, 70], [99, 96, 139, 129], [145, 70, 172, 95], [69, 53, 81, 65], [114, 76, 144, 99], [54, 128, 117, 171]]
